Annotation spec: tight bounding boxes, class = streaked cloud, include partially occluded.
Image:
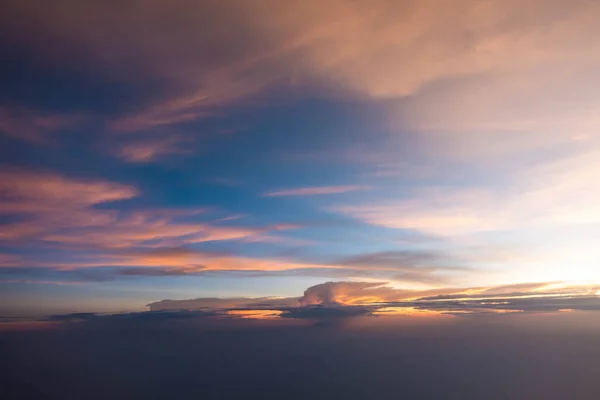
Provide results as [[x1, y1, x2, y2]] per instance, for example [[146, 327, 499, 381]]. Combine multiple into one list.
[[0, 168, 136, 216], [149, 296, 297, 312], [113, 135, 195, 163], [0, 279, 85, 286], [0, 245, 472, 284], [335, 148, 600, 236], [0, 168, 298, 250], [0, 107, 81, 142], [263, 185, 369, 197]]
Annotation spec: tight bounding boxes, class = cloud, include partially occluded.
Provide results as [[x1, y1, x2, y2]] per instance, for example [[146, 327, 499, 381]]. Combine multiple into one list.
[[0, 107, 82, 142], [263, 185, 370, 197], [0, 168, 137, 215], [5, 280, 598, 331], [0, 279, 86, 286], [0, 254, 24, 267], [332, 250, 468, 284], [0, 244, 471, 284], [66, 280, 600, 327], [113, 135, 195, 163], [0, 170, 348, 278], [47, 310, 217, 323], [148, 296, 298, 312], [6, 0, 597, 133], [335, 148, 600, 237], [0, 169, 302, 254], [0, 169, 131, 241], [299, 281, 386, 306], [4, 246, 473, 282], [32, 252, 357, 274], [0, 169, 136, 240], [296, 281, 600, 310]]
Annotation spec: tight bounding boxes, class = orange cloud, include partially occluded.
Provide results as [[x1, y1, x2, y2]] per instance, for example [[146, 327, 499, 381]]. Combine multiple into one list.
[[225, 309, 284, 320], [298, 281, 600, 307]]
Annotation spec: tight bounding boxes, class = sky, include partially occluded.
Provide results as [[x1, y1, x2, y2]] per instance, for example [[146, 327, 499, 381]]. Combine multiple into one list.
[[2, 0, 600, 319]]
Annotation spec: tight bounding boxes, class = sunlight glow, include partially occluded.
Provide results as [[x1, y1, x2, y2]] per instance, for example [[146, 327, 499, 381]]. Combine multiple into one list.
[[225, 309, 283, 320]]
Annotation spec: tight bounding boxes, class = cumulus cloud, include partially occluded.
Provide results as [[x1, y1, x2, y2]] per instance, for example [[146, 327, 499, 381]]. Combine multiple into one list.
[[298, 281, 600, 315], [299, 281, 387, 306]]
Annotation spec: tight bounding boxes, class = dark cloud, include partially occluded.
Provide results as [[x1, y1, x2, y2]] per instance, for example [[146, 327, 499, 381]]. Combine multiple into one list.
[[281, 305, 373, 322], [147, 296, 299, 312], [408, 295, 600, 315], [47, 310, 216, 323]]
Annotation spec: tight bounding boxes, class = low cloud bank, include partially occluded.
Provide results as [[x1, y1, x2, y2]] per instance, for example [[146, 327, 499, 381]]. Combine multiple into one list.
[[139, 281, 600, 323]]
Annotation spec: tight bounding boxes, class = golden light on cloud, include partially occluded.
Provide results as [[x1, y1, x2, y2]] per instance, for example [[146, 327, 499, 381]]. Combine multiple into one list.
[[371, 307, 524, 316], [225, 309, 283, 320], [372, 307, 446, 317]]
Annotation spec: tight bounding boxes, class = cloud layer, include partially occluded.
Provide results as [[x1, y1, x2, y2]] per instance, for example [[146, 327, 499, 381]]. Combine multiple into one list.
[[144, 280, 600, 322]]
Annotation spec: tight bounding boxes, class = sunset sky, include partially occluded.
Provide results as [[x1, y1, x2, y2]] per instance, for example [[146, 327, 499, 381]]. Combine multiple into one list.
[[2, 0, 600, 318]]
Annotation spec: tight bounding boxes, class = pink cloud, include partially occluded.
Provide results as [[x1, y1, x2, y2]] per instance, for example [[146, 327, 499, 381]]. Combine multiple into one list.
[[0, 169, 303, 261], [114, 135, 195, 163], [0, 107, 82, 142], [263, 185, 370, 197], [0, 169, 137, 215]]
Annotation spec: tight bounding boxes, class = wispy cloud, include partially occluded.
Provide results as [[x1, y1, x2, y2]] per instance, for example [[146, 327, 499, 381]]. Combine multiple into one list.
[[0, 279, 85, 286], [113, 135, 195, 163], [9, 0, 595, 130], [263, 185, 370, 197], [0, 168, 136, 216], [0, 169, 300, 251], [0, 107, 82, 142]]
